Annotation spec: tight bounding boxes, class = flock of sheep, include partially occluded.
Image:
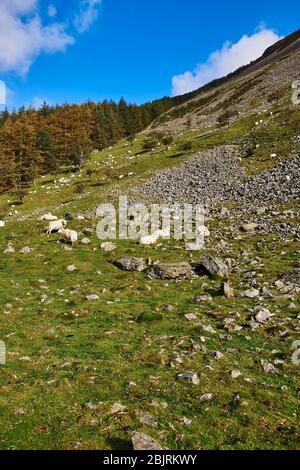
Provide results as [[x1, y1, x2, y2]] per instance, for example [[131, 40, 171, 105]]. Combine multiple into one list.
[[40, 213, 78, 245], [1, 212, 210, 248]]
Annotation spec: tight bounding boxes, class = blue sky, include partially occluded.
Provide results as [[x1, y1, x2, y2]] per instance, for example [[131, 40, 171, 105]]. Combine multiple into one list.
[[0, 0, 299, 110]]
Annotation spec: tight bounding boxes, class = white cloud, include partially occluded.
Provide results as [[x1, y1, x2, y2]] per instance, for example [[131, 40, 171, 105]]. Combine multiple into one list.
[[172, 28, 283, 96], [0, 1, 74, 76], [0, 0, 102, 76], [0, 81, 6, 105], [74, 0, 102, 33], [48, 4, 57, 18], [1, 0, 37, 15], [32, 96, 50, 109]]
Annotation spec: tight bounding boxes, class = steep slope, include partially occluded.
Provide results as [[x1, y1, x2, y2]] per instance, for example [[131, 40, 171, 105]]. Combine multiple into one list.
[[0, 30, 299, 451], [150, 29, 300, 133]]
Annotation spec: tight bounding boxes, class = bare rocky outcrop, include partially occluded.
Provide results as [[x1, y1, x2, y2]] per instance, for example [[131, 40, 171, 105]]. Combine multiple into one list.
[[114, 257, 146, 272], [147, 262, 194, 280]]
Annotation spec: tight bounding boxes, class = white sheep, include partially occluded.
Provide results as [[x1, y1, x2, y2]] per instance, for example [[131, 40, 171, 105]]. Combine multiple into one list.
[[140, 228, 170, 246], [0, 220, 5, 228], [46, 219, 67, 236], [140, 231, 160, 246], [58, 227, 78, 245], [39, 213, 58, 221]]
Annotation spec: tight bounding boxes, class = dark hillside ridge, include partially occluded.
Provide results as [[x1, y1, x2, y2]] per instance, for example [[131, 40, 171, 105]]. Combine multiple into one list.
[[262, 29, 300, 58], [169, 28, 300, 103]]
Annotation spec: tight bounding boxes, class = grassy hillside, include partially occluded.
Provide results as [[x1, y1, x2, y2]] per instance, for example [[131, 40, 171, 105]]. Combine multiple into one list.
[[0, 37, 299, 449]]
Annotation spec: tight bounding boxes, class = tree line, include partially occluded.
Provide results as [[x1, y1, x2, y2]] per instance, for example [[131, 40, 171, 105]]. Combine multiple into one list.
[[0, 95, 185, 194]]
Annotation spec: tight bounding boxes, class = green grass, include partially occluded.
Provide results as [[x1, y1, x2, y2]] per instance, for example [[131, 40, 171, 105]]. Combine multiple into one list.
[[0, 104, 299, 450]]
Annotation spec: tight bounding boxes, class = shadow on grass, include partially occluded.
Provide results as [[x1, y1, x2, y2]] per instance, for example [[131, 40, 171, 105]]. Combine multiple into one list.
[[108, 437, 132, 450], [167, 152, 185, 159]]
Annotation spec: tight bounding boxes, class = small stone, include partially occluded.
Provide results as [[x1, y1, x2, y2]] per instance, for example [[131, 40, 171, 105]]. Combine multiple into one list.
[[231, 369, 242, 379], [19, 246, 31, 254], [285, 303, 296, 309], [86, 294, 99, 301], [131, 432, 164, 451], [274, 280, 284, 290], [240, 288, 260, 298], [85, 402, 102, 410], [200, 255, 229, 278], [170, 352, 183, 365], [14, 407, 26, 415], [200, 393, 214, 401], [3, 244, 14, 254], [115, 256, 146, 272], [194, 294, 213, 303], [202, 325, 216, 334], [184, 313, 198, 321], [162, 304, 174, 312], [280, 269, 300, 288], [177, 371, 199, 385], [67, 265, 77, 272], [101, 242, 117, 252], [255, 308, 272, 323], [148, 263, 194, 280], [181, 417, 192, 426], [241, 223, 258, 232], [211, 351, 224, 360], [221, 281, 234, 298], [89, 419, 99, 427], [81, 237, 91, 245], [292, 349, 300, 365], [82, 228, 94, 235], [261, 361, 278, 374], [139, 411, 157, 427], [291, 340, 300, 350], [109, 402, 126, 414], [261, 287, 272, 298]]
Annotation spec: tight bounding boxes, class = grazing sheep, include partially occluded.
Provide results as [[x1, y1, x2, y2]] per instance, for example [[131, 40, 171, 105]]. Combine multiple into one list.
[[140, 231, 160, 246], [39, 213, 58, 221], [140, 228, 170, 246], [58, 227, 78, 245], [46, 219, 67, 236]]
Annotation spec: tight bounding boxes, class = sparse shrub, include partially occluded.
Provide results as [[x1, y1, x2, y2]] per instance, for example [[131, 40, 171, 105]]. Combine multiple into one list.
[[142, 136, 158, 151], [103, 167, 116, 179], [75, 182, 85, 194], [161, 133, 174, 146], [186, 116, 192, 128], [86, 168, 95, 178], [127, 134, 136, 144], [10, 188, 28, 205], [218, 109, 238, 126], [179, 141, 193, 152]]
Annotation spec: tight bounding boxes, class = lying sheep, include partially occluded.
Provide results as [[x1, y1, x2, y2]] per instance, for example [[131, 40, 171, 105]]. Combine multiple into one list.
[[140, 231, 160, 246], [140, 228, 170, 246], [58, 227, 78, 245], [39, 213, 58, 221], [46, 219, 67, 236]]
